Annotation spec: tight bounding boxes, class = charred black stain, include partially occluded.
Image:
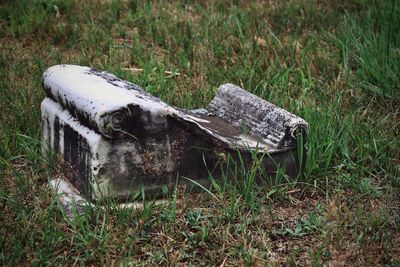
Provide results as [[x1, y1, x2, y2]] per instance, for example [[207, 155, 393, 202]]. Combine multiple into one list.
[[44, 117, 51, 150], [63, 123, 92, 198], [278, 127, 296, 148], [98, 104, 172, 139], [102, 112, 304, 201], [53, 116, 60, 153], [44, 83, 100, 136], [104, 121, 188, 200], [50, 90, 100, 135]]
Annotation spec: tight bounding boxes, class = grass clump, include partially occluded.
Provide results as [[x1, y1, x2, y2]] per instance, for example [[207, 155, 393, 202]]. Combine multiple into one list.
[[338, 0, 400, 99]]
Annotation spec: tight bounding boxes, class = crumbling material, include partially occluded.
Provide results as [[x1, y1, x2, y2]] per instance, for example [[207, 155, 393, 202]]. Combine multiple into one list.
[[41, 64, 309, 202]]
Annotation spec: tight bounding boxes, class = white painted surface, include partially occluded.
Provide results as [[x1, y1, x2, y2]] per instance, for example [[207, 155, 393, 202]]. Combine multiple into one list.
[[41, 97, 112, 199], [43, 65, 179, 137]]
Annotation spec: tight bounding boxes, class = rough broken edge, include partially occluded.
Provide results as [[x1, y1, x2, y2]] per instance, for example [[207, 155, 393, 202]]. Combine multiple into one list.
[[49, 178, 173, 219]]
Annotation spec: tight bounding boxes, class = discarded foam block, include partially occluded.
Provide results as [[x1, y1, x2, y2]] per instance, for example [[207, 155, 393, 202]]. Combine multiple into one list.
[[41, 64, 308, 202]]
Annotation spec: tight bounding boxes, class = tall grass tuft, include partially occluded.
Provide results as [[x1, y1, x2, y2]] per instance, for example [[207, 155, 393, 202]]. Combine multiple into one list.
[[340, 0, 400, 99]]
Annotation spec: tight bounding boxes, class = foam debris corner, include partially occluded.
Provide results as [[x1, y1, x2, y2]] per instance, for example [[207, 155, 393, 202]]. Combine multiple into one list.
[[49, 178, 174, 218], [49, 178, 92, 218]]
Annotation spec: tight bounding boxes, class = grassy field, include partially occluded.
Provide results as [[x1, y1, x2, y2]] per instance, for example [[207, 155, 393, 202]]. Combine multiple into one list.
[[1, 0, 399, 265]]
